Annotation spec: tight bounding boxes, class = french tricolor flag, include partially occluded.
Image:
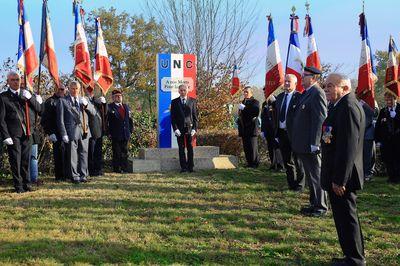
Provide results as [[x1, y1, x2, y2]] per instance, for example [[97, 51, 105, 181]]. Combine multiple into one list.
[[73, 2, 92, 89], [356, 12, 376, 109], [17, 0, 39, 91], [157, 54, 197, 148], [39, 0, 60, 88], [94, 17, 113, 95], [230, 65, 240, 96], [385, 36, 400, 97], [285, 12, 304, 92], [304, 14, 321, 70], [264, 15, 284, 99]]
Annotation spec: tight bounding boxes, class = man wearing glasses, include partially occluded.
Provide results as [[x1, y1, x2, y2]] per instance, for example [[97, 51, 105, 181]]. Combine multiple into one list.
[[291, 66, 328, 217]]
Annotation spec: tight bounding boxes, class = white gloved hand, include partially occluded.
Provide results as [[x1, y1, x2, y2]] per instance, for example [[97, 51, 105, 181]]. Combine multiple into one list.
[[174, 129, 181, 137], [275, 138, 279, 144], [62, 135, 69, 143], [261, 132, 266, 139], [35, 94, 43, 104], [311, 145, 320, 153], [49, 134, 57, 142], [190, 129, 196, 136], [79, 97, 88, 106], [376, 142, 381, 148], [22, 89, 32, 100], [238, 103, 246, 110], [3, 138, 13, 145], [390, 110, 396, 118], [99, 96, 106, 104]]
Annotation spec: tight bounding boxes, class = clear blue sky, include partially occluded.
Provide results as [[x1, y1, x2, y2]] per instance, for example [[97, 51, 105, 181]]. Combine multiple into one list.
[[0, 0, 398, 87]]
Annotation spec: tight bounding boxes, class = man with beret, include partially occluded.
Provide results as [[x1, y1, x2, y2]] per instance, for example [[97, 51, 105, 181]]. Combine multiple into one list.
[[107, 89, 133, 173], [291, 66, 328, 216], [170, 84, 198, 173], [321, 73, 366, 266]]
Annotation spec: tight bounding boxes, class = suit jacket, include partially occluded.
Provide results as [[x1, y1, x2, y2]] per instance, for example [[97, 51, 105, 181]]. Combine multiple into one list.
[[321, 93, 365, 191], [274, 90, 303, 138], [170, 97, 198, 134], [0, 88, 42, 140], [88, 96, 107, 139], [291, 84, 327, 153], [107, 102, 132, 141], [41, 94, 62, 138], [260, 97, 277, 138], [360, 100, 376, 140], [237, 97, 260, 137], [374, 103, 400, 143], [56, 95, 96, 141]]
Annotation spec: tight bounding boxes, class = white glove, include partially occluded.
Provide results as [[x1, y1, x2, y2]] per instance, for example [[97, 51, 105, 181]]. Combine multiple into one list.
[[376, 142, 381, 148], [35, 94, 43, 104], [174, 129, 181, 137], [275, 138, 279, 144], [238, 103, 246, 110], [22, 89, 32, 100], [390, 110, 396, 118], [3, 138, 13, 145], [49, 134, 57, 142], [311, 145, 320, 153], [62, 135, 69, 143], [190, 129, 196, 136], [261, 132, 265, 139], [79, 97, 88, 106], [99, 96, 106, 104]]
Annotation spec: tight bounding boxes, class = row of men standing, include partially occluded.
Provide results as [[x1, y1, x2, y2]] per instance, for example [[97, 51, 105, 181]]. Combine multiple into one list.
[[0, 71, 133, 192], [238, 68, 370, 265]]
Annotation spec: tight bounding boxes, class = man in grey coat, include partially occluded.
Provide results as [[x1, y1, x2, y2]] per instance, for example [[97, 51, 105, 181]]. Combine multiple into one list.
[[57, 81, 96, 183], [291, 66, 328, 217]]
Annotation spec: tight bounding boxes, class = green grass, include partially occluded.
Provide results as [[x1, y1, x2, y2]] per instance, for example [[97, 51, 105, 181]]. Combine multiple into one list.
[[0, 166, 399, 265]]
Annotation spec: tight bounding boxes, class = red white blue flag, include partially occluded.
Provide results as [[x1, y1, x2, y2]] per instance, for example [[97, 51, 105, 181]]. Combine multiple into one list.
[[264, 16, 284, 99], [356, 12, 376, 109], [39, 0, 60, 88], [304, 14, 321, 70], [17, 0, 39, 91], [230, 64, 240, 95], [285, 12, 304, 92], [94, 17, 113, 95], [385, 36, 399, 97], [73, 2, 92, 89]]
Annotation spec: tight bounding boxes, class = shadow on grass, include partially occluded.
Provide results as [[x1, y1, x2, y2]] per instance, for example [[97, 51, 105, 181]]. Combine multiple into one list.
[[0, 239, 328, 265]]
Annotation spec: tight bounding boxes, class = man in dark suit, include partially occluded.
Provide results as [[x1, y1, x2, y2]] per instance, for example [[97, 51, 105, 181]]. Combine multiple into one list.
[[170, 84, 198, 173], [0, 71, 42, 193], [275, 74, 305, 191], [86, 88, 107, 177], [237, 86, 260, 168], [41, 85, 67, 181], [321, 73, 366, 266], [57, 81, 96, 183], [260, 94, 283, 171], [374, 91, 400, 184], [107, 89, 132, 173], [359, 100, 378, 181], [291, 66, 328, 216]]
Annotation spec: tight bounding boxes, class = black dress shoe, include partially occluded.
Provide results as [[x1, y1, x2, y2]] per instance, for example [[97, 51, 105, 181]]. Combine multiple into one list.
[[293, 186, 304, 192], [23, 186, 35, 192], [80, 178, 88, 183], [72, 179, 80, 184], [15, 188, 25, 193], [331, 257, 348, 265], [309, 209, 327, 217], [300, 206, 314, 214]]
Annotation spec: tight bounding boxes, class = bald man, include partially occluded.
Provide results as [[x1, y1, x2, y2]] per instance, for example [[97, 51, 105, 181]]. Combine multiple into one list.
[[321, 73, 366, 266]]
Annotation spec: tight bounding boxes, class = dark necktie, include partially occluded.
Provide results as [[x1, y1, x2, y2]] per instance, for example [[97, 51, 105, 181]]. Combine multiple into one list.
[[182, 98, 186, 106], [279, 93, 288, 123], [118, 104, 125, 119]]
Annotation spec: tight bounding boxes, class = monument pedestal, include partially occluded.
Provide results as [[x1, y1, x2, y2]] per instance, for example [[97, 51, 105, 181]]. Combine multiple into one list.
[[128, 146, 237, 172]]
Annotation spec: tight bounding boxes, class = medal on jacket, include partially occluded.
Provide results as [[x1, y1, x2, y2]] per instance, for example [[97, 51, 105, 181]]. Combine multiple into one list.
[[322, 126, 333, 144]]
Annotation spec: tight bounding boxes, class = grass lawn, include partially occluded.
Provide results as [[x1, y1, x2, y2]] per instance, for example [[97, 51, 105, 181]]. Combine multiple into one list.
[[0, 166, 398, 265]]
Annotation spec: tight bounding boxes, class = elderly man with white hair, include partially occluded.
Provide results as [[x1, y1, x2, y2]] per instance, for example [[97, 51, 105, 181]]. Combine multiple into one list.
[[0, 71, 42, 193], [321, 73, 366, 266]]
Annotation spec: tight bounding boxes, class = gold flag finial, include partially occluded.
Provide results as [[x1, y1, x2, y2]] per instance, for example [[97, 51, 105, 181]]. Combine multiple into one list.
[[305, 1, 310, 14], [291, 6, 296, 15]]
